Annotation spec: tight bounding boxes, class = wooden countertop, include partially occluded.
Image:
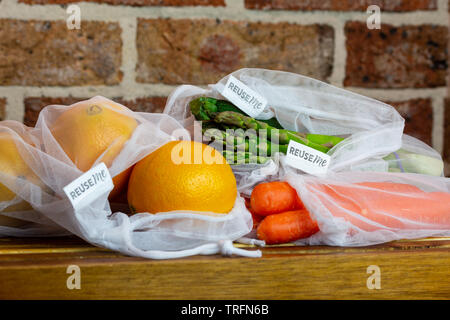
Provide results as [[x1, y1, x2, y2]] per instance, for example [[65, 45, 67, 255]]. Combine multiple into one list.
[[0, 236, 449, 300]]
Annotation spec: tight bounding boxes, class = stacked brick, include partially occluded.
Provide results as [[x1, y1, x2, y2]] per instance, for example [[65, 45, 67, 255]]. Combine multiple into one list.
[[0, 0, 448, 173]]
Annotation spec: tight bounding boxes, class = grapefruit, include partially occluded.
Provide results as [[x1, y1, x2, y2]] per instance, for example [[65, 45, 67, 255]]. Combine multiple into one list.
[[50, 99, 137, 200]]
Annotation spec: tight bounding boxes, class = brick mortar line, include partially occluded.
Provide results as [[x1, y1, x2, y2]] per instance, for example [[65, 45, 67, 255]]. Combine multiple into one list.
[[438, 0, 449, 12], [0, 85, 446, 97], [0, 84, 179, 98], [119, 17, 139, 100], [346, 87, 448, 100], [438, 0, 448, 155], [327, 18, 346, 87], [431, 96, 445, 154], [1, 84, 446, 104], [0, 85, 445, 107], [3, 89, 25, 122], [225, 0, 244, 11], [0, 1, 448, 25]]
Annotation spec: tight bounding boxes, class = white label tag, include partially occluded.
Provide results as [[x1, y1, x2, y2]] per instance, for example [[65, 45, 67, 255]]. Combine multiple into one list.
[[221, 75, 268, 118], [285, 140, 331, 175], [63, 163, 114, 209]]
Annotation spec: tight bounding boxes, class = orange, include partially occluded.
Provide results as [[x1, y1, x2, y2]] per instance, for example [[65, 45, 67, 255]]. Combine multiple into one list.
[[0, 131, 37, 227], [50, 99, 138, 200], [127, 140, 237, 214]]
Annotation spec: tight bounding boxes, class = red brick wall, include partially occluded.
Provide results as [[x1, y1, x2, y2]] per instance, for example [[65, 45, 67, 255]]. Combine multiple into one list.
[[345, 22, 447, 88], [0, 20, 123, 86], [135, 19, 334, 84], [0, 0, 448, 174]]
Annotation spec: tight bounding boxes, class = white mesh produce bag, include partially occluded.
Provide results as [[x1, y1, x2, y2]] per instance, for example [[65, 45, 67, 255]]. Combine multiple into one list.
[[233, 158, 450, 246], [285, 168, 450, 247], [0, 96, 259, 259], [164, 68, 406, 176], [164, 68, 449, 246], [164, 68, 445, 180], [0, 121, 69, 237], [375, 134, 444, 176]]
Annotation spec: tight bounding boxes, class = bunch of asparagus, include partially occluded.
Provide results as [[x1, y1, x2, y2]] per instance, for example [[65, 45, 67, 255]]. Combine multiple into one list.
[[189, 97, 344, 165], [189, 97, 445, 176]]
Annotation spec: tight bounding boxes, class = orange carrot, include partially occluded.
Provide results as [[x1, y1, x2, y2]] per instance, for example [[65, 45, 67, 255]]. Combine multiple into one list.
[[356, 182, 423, 194], [309, 182, 450, 232], [250, 181, 304, 216], [257, 209, 319, 244]]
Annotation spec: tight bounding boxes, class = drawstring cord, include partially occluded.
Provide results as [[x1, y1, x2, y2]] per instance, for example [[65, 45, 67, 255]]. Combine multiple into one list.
[[128, 240, 262, 260], [100, 215, 263, 260], [236, 236, 266, 247]]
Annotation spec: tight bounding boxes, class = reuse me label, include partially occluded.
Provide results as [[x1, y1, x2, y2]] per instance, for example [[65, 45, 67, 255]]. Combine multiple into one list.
[[63, 162, 114, 209], [221, 75, 268, 118], [285, 140, 331, 175]]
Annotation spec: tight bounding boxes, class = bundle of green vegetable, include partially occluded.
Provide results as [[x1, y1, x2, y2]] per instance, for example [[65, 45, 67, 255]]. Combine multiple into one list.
[[190, 97, 343, 164], [189, 97, 444, 176]]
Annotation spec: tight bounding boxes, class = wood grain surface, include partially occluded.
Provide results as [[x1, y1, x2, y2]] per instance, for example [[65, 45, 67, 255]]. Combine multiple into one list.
[[0, 236, 449, 300]]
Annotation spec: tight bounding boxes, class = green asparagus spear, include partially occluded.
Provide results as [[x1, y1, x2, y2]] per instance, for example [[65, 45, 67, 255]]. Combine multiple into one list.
[[190, 97, 345, 153], [214, 111, 330, 153], [222, 150, 270, 165], [202, 127, 246, 147], [306, 134, 345, 149], [213, 99, 284, 129], [204, 128, 287, 156], [189, 97, 214, 121], [242, 139, 287, 156], [189, 97, 284, 128]]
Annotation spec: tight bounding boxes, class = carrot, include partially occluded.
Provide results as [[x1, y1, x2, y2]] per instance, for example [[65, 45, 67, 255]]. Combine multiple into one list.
[[356, 182, 423, 194], [309, 182, 450, 232], [257, 209, 319, 244], [250, 181, 304, 216]]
